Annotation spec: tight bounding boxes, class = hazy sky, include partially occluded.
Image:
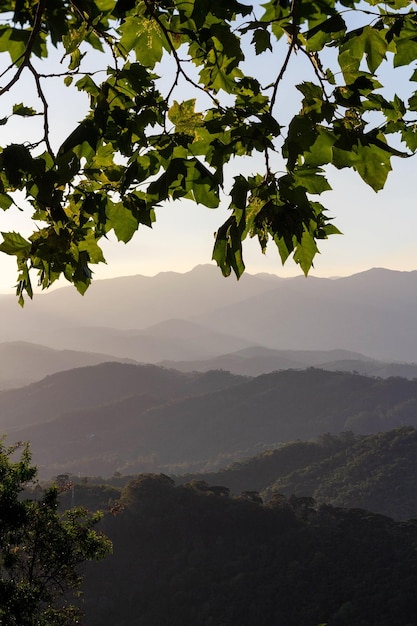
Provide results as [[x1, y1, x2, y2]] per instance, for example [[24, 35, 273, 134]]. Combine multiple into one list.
[[0, 15, 416, 293]]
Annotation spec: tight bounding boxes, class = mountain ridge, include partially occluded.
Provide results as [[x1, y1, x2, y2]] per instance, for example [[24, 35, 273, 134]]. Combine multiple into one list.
[[4, 364, 417, 478], [1, 265, 417, 361]]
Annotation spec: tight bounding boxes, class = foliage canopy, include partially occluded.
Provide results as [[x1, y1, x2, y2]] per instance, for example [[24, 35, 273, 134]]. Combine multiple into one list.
[[0, 0, 416, 302], [81, 472, 417, 626]]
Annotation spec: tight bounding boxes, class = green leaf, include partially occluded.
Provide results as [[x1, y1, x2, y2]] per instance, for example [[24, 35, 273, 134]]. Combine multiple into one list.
[[401, 125, 417, 152], [62, 23, 87, 55], [212, 215, 245, 278], [168, 100, 203, 138], [230, 175, 250, 210], [355, 142, 392, 191], [58, 119, 100, 160], [338, 34, 365, 82], [123, 192, 155, 228], [106, 200, 139, 242], [0, 193, 13, 210], [394, 27, 417, 67], [333, 139, 392, 192], [76, 75, 100, 97], [0, 231, 31, 255], [119, 16, 168, 67], [293, 228, 319, 276], [78, 232, 105, 264], [199, 63, 243, 94], [306, 14, 346, 52], [323, 222, 342, 236], [362, 25, 387, 73], [304, 128, 336, 166], [12, 103, 38, 117], [186, 160, 220, 207], [274, 233, 291, 265], [252, 28, 272, 54], [0, 25, 28, 62], [283, 115, 319, 170], [68, 48, 83, 71], [292, 168, 332, 195]]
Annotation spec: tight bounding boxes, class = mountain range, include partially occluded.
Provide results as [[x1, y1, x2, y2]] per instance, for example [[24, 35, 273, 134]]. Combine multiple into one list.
[[3, 363, 417, 478], [0, 264, 417, 391], [1, 265, 417, 363], [1, 265, 417, 479]]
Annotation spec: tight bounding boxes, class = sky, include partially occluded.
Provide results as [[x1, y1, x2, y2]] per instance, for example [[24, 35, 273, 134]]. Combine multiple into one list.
[[0, 10, 416, 293]]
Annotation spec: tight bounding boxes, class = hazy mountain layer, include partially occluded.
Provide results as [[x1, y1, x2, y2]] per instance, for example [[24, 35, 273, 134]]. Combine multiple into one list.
[[0, 362, 245, 433], [0, 265, 278, 341], [194, 268, 417, 361], [5, 364, 417, 478], [1, 265, 417, 362], [25, 320, 253, 362], [160, 346, 417, 378], [1, 339, 416, 395], [0, 342, 137, 390]]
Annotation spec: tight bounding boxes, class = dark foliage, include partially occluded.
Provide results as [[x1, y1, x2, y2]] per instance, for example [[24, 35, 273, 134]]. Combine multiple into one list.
[[181, 427, 417, 520], [81, 474, 417, 626], [0, 443, 111, 625]]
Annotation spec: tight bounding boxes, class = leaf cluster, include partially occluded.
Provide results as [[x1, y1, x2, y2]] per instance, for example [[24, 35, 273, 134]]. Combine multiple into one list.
[[0, 441, 111, 625], [0, 0, 417, 300]]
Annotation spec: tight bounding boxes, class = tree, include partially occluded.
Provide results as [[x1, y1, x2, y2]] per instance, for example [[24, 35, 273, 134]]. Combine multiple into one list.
[[0, 440, 111, 625], [0, 0, 416, 303]]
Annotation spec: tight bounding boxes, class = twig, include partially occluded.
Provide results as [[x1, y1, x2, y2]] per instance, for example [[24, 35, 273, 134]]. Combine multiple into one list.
[[143, 0, 225, 111], [0, 0, 46, 96], [27, 61, 54, 157], [270, 0, 298, 112]]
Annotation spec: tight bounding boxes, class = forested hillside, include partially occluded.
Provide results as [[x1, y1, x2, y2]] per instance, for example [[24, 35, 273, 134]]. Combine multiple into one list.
[[56, 427, 417, 520], [48, 426, 417, 624], [5, 366, 417, 477], [179, 427, 417, 520], [78, 475, 417, 626]]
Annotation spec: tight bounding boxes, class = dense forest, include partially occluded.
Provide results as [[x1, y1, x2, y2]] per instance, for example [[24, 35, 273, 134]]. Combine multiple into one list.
[[76, 474, 417, 626], [179, 427, 417, 520], [9, 365, 417, 623], [41, 426, 417, 625], [58, 426, 417, 521]]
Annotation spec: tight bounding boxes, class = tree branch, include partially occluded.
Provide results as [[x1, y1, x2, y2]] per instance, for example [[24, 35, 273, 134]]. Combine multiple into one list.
[[0, 0, 46, 97], [143, 0, 225, 112], [270, 0, 299, 112], [27, 61, 54, 157]]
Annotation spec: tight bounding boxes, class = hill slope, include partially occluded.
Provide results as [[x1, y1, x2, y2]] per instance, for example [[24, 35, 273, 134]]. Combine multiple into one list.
[[80, 475, 417, 626], [194, 268, 417, 361], [179, 427, 417, 520], [0, 342, 137, 389], [5, 366, 417, 478]]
